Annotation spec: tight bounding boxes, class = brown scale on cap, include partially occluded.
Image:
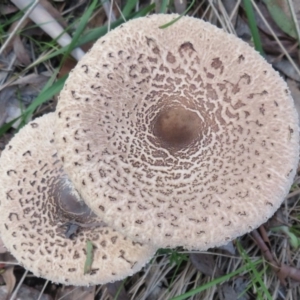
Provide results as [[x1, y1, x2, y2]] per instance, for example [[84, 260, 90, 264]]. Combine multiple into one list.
[[55, 14, 299, 250], [0, 113, 156, 285]]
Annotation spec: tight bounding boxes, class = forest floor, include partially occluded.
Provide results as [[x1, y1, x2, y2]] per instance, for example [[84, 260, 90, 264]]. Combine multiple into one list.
[[1, 1, 300, 299]]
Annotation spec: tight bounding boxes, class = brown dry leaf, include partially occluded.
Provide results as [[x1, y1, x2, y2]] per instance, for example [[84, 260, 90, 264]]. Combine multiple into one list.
[[3, 18, 31, 56], [189, 253, 223, 277], [56, 286, 95, 300], [0, 4, 18, 15], [106, 280, 130, 300], [13, 35, 31, 66], [9, 73, 50, 87], [1, 266, 16, 298]]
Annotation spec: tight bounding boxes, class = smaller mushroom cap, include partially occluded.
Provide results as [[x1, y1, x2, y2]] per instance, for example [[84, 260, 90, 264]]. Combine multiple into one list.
[[0, 113, 156, 286]]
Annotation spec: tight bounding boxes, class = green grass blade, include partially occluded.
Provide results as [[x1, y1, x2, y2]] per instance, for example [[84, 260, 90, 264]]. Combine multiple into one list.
[[62, 0, 98, 62], [159, 0, 195, 29], [84, 240, 94, 274], [237, 242, 273, 300], [79, 4, 155, 45], [122, 0, 139, 17], [78, 19, 124, 46], [132, 3, 155, 18], [159, 0, 169, 13], [242, 0, 264, 55], [263, 0, 297, 39], [24, 3, 155, 68], [170, 259, 261, 300]]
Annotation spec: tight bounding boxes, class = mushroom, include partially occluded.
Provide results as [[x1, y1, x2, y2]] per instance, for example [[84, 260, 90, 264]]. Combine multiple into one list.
[[0, 113, 156, 285], [55, 14, 299, 250]]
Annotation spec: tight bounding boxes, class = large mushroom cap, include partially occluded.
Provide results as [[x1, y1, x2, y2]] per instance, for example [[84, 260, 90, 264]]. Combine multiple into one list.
[[55, 14, 299, 250], [0, 113, 156, 285]]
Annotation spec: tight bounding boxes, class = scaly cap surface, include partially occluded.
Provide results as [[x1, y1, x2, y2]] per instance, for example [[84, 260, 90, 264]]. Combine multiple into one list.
[[55, 14, 299, 250], [0, 113, 156, 285]]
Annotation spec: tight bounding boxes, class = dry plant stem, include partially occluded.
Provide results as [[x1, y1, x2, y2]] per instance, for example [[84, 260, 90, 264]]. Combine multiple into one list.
[[114, 1, 127, 22], [217, 0, 236, 34], [287, 188, 300, 199], [191, 0, 205, 17], [208, 0, 227, 29], [101, 0, 117, 22], [274, 42, 299, 63], [228, 0, 241, 21], [259, 225, 271, 247], [62, 1, 87, 16], [10, 269, 28, 300], [10, 0, 85, 61], [252, 229, 284, 283], [37, 280, 49, 300], [0, 53, 16, 87], [252, 228, 300, 285]]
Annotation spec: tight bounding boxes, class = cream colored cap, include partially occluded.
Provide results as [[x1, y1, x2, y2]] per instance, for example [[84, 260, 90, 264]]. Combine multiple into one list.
[[0, 113, 156, 285], [55, 14, 299, 250]]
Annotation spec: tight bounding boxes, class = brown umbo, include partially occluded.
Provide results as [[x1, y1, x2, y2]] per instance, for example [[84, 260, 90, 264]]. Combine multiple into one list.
[[55, 14, 299, 250], [0, 113, 156, 285]]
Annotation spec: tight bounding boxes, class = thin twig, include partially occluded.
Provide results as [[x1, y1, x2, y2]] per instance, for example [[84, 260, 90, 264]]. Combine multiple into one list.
[[287, 188, 300, 199], [10, 269, 28, 300], [37, 280, 49, 300], [252, 227, 300, 285]]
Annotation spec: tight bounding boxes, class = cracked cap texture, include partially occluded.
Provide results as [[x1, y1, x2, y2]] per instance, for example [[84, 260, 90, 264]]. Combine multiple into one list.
[[0, 113, 156, 285], [55, 14, 299, 250]]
